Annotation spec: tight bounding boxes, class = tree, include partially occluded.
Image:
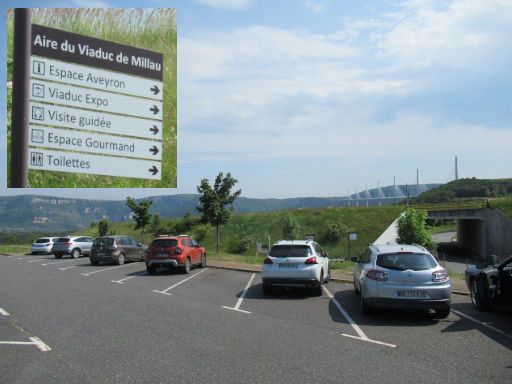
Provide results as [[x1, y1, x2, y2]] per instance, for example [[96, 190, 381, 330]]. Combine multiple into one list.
[[196, 172, 242, 253], [283, 213, 301, 240], [396, 208, 435, 249], [98, 218, 111, 237], [126, 197, 153, 243]]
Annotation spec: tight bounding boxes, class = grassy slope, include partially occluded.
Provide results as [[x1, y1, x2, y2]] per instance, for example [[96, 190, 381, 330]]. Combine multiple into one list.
[[74, 205, 403, 271], [490, 196, 512, 219], [7, 9, 177, 188]]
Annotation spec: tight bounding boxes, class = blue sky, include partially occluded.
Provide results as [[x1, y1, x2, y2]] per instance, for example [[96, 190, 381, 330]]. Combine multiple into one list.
[[2, 0, 511, 200]]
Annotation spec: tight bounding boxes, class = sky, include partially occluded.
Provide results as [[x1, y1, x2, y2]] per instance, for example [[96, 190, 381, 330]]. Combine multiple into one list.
[[1, 0, 511, 200]]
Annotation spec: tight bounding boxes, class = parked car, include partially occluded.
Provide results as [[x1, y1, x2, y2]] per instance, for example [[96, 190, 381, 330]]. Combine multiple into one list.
[[465, 254, 512, 311], [261, 239, 330, 296], [352, 243, 451, 318], [52, 236, 94, 259], [31, 237, 59, 254], [145, 235, 206, 274], [90, 235, 147, 265]]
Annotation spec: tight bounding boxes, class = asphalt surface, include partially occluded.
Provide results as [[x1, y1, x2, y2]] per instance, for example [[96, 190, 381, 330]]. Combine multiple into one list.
[[1, 254, 511, 384]]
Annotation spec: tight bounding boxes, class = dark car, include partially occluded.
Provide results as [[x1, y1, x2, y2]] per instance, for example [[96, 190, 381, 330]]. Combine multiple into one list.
[[465, 255, 512, 311], [90, 235, 147, 266]]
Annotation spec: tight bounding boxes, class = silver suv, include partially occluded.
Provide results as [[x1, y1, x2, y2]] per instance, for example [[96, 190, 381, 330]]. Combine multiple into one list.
[[52, 236, 94, 259], [352, 244, 451, 318]]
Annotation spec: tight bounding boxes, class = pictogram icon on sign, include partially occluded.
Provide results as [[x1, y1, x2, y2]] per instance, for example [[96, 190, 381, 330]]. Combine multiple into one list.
[[31, 152, 44, 166]]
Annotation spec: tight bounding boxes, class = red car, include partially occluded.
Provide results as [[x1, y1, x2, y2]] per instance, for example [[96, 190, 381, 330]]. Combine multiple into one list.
[[145, 235, 207, 274]]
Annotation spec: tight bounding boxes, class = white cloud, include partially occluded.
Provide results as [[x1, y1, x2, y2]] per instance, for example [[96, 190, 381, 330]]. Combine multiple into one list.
[[375, 0, 512, 69], [302, 0, 328, 14], [195, 0, 251, 11]]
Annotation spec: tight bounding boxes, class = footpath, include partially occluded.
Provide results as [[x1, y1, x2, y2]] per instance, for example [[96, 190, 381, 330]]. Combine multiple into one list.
[[207, 260, 470, 296]]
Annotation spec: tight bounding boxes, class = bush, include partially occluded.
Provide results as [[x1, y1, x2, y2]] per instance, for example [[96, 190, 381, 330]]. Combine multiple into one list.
[[397, 208, 435, 249], [283, 213, 301, 240]]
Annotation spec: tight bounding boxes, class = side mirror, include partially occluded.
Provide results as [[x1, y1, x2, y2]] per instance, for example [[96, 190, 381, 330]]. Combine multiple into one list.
[[351, 257, 359, 263]]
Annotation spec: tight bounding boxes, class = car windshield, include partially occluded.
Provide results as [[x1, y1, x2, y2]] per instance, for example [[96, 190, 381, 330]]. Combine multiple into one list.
[[377, 253, 437, 271], [151, 239, 178, 247], [94, 238, 114, 246], [56, 237, 70, 243], [269, 245, 311, 258], [35, 238, 50, 243]]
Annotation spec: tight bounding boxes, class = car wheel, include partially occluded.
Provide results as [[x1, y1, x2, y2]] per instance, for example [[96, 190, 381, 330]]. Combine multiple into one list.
[[54, 254, 62, 259], [434, 308, 451, 319], [71, 248, 81, 259], [183, 258, 191, 274], [353, 278, 360, 294], [117, 253, 125, 265], [360, 291, 372, 315], [147, 265, 156, 275], [470, 276, 491, 311], [324, 267, 330, 284], [313, 272, 324, 296], [90, 259, 99, 266], [262, 283, 273, 295], [199, 253, 207, 268]]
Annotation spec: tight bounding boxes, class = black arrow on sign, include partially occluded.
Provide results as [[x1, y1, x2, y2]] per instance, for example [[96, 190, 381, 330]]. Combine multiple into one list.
[[150, 85, 160, 95], [149, 166, 159, 176], [149, 146, 159, 155], [150, 125, 159, 135], [150, 105, 159, 115]]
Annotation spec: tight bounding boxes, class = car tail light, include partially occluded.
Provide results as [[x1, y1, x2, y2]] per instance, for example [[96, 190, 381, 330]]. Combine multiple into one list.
[[305, 257, 318, 265], [432, 269, 449, 282], [263, 257, 273, 265], [366, 269, 388, 281], [66, 242, 72, 246]]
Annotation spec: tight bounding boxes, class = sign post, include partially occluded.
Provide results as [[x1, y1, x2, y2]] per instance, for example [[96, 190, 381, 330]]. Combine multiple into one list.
[[10, 8, 32, 187]]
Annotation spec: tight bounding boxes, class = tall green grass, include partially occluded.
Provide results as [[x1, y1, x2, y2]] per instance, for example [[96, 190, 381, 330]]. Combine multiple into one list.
[[7, 8, 177, 188]]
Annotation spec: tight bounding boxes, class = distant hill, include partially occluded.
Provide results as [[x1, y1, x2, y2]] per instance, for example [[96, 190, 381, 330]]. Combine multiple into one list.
[[410, 178, 512, 203], [0, 183, 440, 232]]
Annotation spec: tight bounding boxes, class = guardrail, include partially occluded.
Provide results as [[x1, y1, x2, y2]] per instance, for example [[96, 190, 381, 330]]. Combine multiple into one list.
[[410, 199, 488, 212]]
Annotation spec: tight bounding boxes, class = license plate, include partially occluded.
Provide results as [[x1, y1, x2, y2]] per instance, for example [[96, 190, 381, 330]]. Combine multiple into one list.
[[397, 290, 426, 298], [96, 252, 106, 257], [278, 263, 297, 269], [157, 253, 168, 257]]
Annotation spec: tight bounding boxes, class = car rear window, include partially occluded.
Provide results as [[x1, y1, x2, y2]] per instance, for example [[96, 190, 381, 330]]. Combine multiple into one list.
[[35, 238, 50, 243], [151, 239, 178, 247], [269, 245, 312, 258], [377, 253, 437, 271], [94, 238, 114, 246], [56, 237, 70, 243]]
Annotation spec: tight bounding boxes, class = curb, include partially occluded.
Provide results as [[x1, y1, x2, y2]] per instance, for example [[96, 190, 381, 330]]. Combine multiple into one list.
[[206, 263, 471, 297]]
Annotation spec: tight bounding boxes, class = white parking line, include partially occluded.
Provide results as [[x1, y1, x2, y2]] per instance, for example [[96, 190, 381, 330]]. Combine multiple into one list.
[[16, 256, 41, 260], [0, 308, 10, 316], [41, 259, 78, 266], [81, 264, 132, 276], [451, 309, 512, 340], [222, 273, 255, 314], [0, 337, 51, 352], [323, 287, 397, 348], [58, 265, 77, 271], [112, 271, 147, 284], [27, 258, 49, 263], [153, 268, 209, 296]]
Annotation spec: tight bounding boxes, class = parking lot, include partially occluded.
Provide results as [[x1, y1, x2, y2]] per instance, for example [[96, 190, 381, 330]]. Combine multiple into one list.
[[1, 254, 511, 384]]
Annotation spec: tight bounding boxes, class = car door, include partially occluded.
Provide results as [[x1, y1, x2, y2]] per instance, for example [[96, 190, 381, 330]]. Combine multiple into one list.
[[355, 248, 372, 291], [189, 238, 200, 264], [80, 237, 94, 255], [314, 243, 329, 278]]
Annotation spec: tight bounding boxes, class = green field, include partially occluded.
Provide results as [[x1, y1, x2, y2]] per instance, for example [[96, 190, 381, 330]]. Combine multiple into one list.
[[7, 8, 177, 188]]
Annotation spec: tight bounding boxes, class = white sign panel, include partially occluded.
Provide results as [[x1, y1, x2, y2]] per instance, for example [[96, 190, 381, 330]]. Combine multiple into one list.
[[30, 102, 162, 140], [349, 233, 358, 241], [28, 148, 161, 180], [29, 125, 162, 161], [29, 79, 163, 120], [31, 56, 163, 101]]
